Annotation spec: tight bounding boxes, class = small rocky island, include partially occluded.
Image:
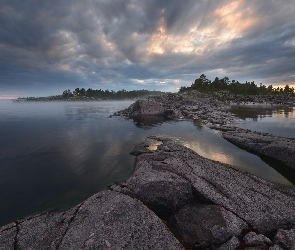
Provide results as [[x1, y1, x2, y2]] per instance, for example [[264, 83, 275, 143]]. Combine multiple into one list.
[[1, 92, 295, 249]]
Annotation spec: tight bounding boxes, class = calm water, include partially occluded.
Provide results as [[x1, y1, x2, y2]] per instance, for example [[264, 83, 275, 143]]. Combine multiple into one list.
[[230, 106, 295, 138], [0, 100, 294, 226]]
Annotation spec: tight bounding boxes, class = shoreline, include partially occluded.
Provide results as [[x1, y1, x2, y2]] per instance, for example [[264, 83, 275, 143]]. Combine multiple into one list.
[[12, 97, 138, 102], [11, 91, 295, 107], [229, 102, 295, 108], [1, 92, 295, 249], [1, 135, 295, 249]]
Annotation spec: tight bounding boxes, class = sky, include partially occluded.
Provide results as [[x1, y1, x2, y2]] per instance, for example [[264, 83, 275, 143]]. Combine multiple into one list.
[[1, 0, 295, 98]]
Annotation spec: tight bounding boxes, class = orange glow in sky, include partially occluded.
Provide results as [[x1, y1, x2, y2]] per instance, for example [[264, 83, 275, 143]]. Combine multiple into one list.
[[0, 95, 19, 100]]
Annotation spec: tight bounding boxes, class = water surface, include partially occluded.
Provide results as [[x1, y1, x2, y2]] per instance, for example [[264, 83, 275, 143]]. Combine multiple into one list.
[[0, 100, 293, 226], [231, 106, 295, 138]]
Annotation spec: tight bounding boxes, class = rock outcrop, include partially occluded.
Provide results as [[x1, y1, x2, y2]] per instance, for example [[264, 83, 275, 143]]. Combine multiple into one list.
[[274, 229, 295, 249], [111, 137, 295, 249], [1, 137, 295, 249], [181, 90, 295, 107], [211, 126, 295, 170], [113, 92, 295, 125], [0, 191, 183, 250], [114, 93, 236, 125]]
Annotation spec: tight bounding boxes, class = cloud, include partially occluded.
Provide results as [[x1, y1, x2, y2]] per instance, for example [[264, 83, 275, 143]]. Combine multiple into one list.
[[0, 0, 295, 96]]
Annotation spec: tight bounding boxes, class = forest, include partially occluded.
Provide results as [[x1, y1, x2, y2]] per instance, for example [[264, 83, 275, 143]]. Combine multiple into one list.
[[61, 88, 164, 99], [179, 74, 295, 95]]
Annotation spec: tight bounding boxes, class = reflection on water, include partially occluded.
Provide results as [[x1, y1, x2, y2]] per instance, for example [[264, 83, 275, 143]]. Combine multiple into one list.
[[179, 127, 291, 186], [0, 100, 293, 227], [132, 115, 168, 128], [231, 106, 295, 138], [231, 106, 294, 121], [0, 101, 136, 226], [229, 106, 295, 184], [147, 139, 163, 151]]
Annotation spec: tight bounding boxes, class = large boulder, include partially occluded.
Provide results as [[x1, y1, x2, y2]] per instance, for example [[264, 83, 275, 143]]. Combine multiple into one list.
[[168, 203, 248, 249], [113, 99, 166, 117], [111, 153, 195, 216]]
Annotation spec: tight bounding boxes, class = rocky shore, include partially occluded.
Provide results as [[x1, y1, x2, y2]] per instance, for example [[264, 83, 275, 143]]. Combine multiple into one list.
[[181, 91, 295, 107], [113, 92, 295, 125], [113, 93, 237, 125], [112, 137, 295, 249], [1, 92, 295, 249], [1, 137, 295, 249], [210, 126, 295, 170]]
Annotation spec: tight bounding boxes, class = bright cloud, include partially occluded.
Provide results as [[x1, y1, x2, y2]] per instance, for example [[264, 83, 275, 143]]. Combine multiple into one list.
[[0, 0, 294, 96]]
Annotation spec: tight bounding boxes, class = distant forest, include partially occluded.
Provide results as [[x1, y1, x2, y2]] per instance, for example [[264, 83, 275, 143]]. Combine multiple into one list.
[[62, 88, 164, 99], [179, 74, 295, 95]]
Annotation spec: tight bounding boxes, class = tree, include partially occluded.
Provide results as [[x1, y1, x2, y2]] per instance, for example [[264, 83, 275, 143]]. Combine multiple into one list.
[[73, 88, 80, 96], [191, 74, 210, 92], [62, 89, 73, 98], [284, 85, 294, 94], [267, 85, 273, 94], [80, 88, 86, 96]]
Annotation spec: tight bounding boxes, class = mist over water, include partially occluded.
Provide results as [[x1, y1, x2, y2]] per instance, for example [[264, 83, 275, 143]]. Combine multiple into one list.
[[0, 100, 294, 226]]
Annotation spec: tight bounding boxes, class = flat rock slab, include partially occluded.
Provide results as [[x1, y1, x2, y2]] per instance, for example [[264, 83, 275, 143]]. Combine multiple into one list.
[[213, 126, 295, 169], [113, 137, 295, 239], [0, 191, 183, 250]]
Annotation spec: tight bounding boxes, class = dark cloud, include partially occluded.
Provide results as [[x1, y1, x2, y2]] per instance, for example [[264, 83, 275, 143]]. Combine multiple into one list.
[[0, 0, 295, 96]]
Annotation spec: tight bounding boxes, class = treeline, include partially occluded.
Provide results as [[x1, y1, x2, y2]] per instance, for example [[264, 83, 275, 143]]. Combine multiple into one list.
[[179, 74, 295, 95], [62, 88, 164, 99]]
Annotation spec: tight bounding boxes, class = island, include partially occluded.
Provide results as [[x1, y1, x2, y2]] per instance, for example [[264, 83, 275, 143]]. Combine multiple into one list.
[[14, 89, 167, 101]]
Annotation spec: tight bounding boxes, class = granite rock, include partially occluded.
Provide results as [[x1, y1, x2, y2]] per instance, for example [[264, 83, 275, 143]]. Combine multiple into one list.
[[113, 93, 236, 125], [0, 191, 184, 250], [168, 203, 247, 249], [269, 245, 284, 250], [0, 223, 17, 250], [1, 137, 295, 249], [110, 155, 195, 215], [213, 126, 295, 169], [274, 229, 295, 249], [113, 134, 295, 249], [218, 236, 240, 250], [113, 137, 295, 248], [243, 231, 272, 247]]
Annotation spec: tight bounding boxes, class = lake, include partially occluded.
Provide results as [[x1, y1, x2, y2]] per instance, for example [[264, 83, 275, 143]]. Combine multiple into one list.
[[230, 106, 295, 138], [0, 100, 294, 226]]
